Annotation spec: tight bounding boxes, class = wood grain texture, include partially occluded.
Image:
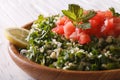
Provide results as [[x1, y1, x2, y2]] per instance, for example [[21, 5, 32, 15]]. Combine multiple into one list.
[[0, 0, 120, 80]]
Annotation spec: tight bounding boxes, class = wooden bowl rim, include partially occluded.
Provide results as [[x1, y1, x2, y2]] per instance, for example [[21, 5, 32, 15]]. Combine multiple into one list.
[[8, 21, 120, 74]]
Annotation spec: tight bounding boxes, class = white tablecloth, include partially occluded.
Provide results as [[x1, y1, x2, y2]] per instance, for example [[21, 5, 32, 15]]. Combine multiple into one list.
[[0, 0, 120, 80]]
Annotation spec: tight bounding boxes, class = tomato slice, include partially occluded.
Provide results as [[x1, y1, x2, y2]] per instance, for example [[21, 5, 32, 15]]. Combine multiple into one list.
[[78, 32, 91, 45]]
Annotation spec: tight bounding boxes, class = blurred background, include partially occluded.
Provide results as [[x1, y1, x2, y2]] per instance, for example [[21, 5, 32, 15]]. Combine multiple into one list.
[[0, 0, 120, 80]]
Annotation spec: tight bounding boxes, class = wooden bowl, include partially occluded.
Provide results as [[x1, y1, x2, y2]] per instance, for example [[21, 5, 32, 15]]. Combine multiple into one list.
[[8, 22, 120, 80]]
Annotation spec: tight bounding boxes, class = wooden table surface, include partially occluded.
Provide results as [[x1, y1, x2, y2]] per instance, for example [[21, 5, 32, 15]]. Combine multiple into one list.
[[0, 0, 120, 80]]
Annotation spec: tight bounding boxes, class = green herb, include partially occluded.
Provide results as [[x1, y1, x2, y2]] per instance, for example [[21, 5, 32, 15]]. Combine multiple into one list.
[[77, 22, 91, 29], [62, 10, 76, 21], [62, 4, 96, 29], [34, 14, 45, 24], [109, 7, 120, 17], [30, 15, 58, 40], [81, 10, 96, 22]]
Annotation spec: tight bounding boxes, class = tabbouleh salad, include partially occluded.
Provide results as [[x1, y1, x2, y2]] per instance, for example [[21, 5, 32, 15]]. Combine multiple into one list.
[[20, 4, 120, 71]]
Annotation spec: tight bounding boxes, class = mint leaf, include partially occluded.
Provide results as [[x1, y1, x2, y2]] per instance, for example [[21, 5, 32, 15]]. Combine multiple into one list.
[[81, 10, 96, 22], [62, 10, 76, 21], [69, 4, 80, 13], [109, 7, 120, 17], [68, 4, 83, 22], [62, 4, 84, 22], [68, 4, 83, 18], [78, 8, 84, 18], [77, 22, 91, 29], [62, 4, 96, 30]]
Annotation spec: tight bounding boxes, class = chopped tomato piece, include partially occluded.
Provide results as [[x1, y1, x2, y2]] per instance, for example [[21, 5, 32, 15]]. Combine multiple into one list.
[[63, 21, 75, 38], [114, 24, 120, 37], [75, 28, 82, 33], [114, 17, 120, 23], [104, 10, 113, 18], [101, 18, 114, 36], [78, 32, 91, 45], [88, 11, 106, 37], [113, 17, 120, 37], [69, 31, 78, 40], [89, 11, 105, 28], [69, 28, 83, 40], [52, 25, 64, 34], [56, 16, 70, 25]]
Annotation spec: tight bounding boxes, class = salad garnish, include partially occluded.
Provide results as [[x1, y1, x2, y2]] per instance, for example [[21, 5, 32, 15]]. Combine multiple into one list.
[[62, 4, 96, 29]]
